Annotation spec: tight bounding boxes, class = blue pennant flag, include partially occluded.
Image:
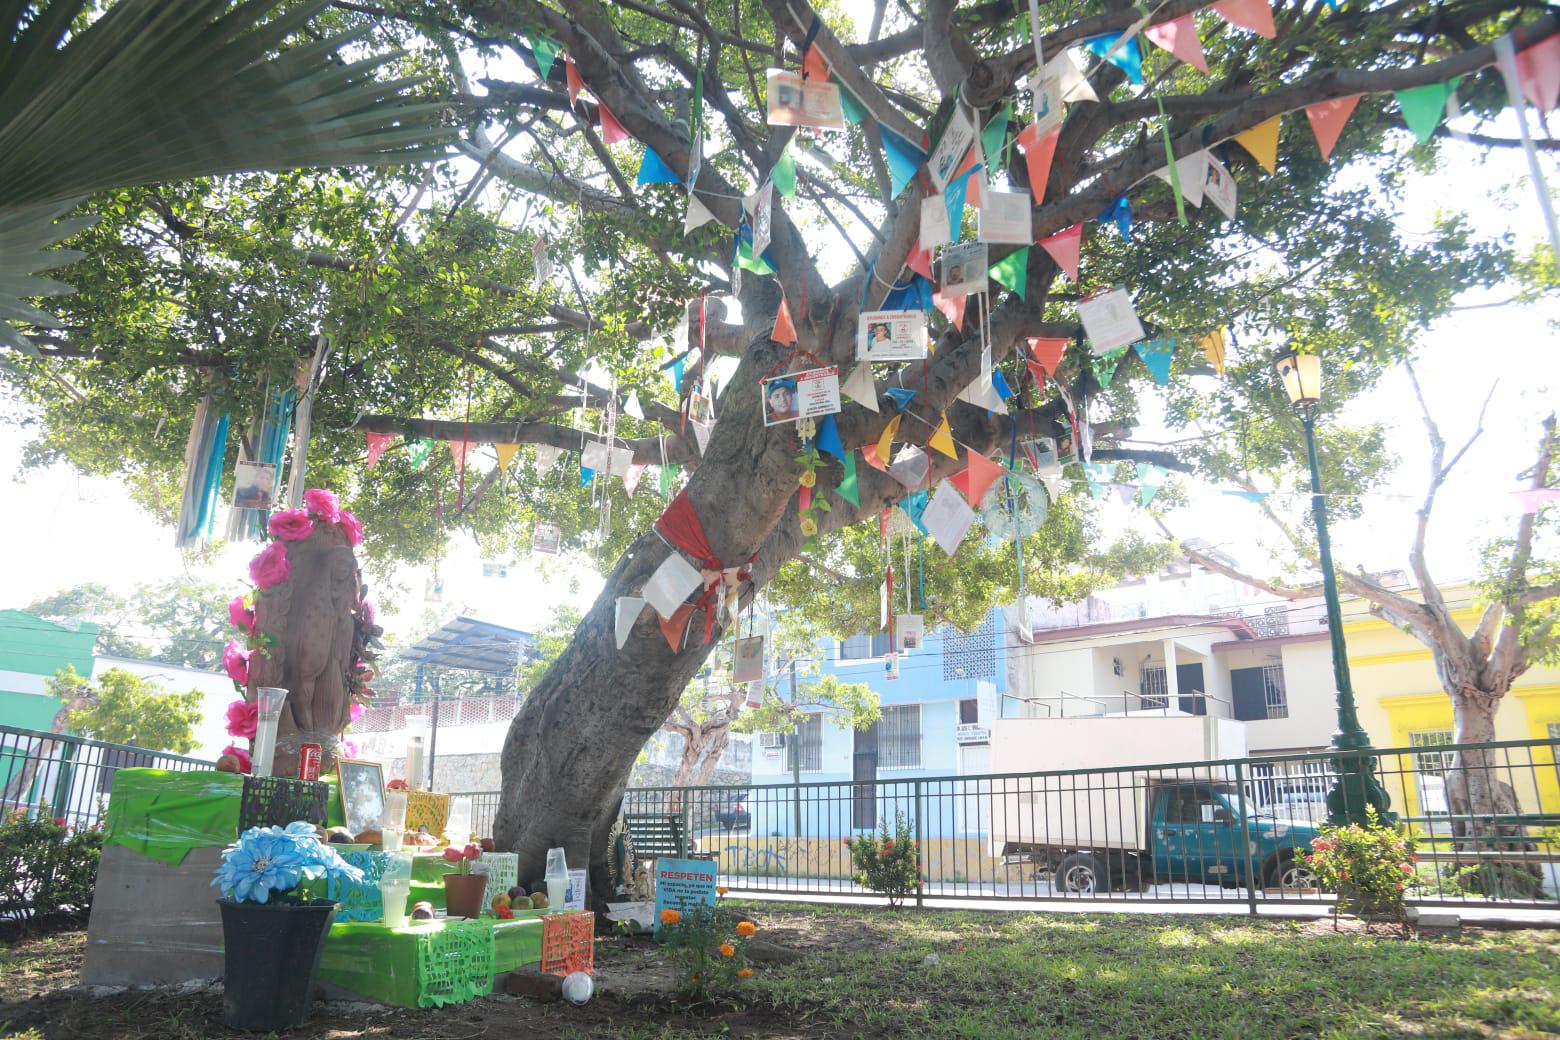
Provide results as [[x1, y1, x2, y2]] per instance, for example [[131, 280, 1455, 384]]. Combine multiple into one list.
[[883, 273, 934, 312], [637, 146, 682, 186], [1099, 196, 1132, 241], [1084, 32, 1144, 85], [992, 367, 1015, 400], [880, 126, 928, 198], [945, 167, 973, 244], [884, 387, 918, 413], [580, 466, 595, 488], [816, 414, 846, 460], [901, 489, 930, 535], [1222, 489, 1269, 503], [1137, 338, 1175, 386], [670, 357, 685, 391]]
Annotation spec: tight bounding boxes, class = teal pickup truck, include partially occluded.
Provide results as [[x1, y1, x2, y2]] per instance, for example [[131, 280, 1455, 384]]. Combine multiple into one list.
[[1022, 779, 1324, 894]]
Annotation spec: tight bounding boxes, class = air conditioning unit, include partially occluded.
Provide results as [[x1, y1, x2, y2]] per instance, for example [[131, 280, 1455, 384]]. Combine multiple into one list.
[[759, 732, 784, 749]]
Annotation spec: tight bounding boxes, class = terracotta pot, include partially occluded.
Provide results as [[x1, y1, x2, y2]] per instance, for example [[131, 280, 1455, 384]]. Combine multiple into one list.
[[444, 871, 487, 919]]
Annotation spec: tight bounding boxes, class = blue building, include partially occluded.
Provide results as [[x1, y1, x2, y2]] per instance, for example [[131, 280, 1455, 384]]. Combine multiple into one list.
[[749, 608, 1006, 838]]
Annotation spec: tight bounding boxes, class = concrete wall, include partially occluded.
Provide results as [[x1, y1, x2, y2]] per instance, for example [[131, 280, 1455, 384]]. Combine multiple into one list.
[[989, 714, 1248, 776], [1215, 638, 1336, 753]]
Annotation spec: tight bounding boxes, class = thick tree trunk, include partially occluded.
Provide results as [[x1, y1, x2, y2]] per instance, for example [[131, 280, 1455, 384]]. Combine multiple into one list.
[[1444, 689, 1521, 843]]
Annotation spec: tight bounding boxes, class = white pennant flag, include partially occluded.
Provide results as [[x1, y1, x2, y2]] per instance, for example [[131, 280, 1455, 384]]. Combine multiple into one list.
[[684, 193, 718, 234], [691, 420, 712, 455], [534, 443, 564, 471], [643, 553, 702, 620], [1153, 149, 1208, 207], [923, 480, 977, 555], [1049, 51, 1098, 104], [624, 391, 645, 420], [841, 363, 880, 412], [957, 374, 1009, 415], [624, 462, 647, 497], [615, 596, 646, 650]]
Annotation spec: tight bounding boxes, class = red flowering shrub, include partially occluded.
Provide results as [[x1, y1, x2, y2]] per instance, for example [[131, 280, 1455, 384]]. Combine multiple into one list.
[[847, 811, 920, 908]]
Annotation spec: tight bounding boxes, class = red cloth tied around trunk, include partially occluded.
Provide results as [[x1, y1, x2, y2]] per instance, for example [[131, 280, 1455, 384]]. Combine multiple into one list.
[[655, 491, 724, 643]]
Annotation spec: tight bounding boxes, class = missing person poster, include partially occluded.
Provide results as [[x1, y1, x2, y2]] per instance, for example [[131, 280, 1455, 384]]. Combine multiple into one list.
[[732, 635, 764, 683], [940, 241, 988, 298], [532, 521, 562, 556], [761, 366, 840, 425], [856, 311, 928, 362], [765, 69, 846, 130], [232, 461, 278, 511], [929, 106, 976, 189], [977, 189, 1033, 244]]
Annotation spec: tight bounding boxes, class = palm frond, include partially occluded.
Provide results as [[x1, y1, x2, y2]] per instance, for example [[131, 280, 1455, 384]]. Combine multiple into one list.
[[0, 198, 92, 354]]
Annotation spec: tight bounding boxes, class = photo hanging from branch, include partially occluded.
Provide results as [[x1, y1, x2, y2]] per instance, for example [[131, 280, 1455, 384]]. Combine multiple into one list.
[[940, 241, 989, 298], [856, 311, 928, 362], [533, 522, 562, 556], [761, 366, 841, 426], [232, 461, 278, 511], [732, 636, 765, 683], [929, 107, 976, 189], [765, 69, 846, 130]]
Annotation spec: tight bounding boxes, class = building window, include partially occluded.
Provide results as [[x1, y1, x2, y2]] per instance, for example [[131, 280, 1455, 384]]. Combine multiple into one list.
[[959, 698, 979, 725], [1409, 730, 1455, 816], [1262, 663, 1289, 720], [1549, 723, 1560, 785], [840, 633, 892, 660], [785, 715, 823, 773], [878, 705, 922, 770], [1139, 665, 1169, 710]]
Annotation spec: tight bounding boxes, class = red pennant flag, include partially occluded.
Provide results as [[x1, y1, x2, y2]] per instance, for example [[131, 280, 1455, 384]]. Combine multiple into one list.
[[906, 241, 934, 280], [862, 443, 889, 472], [965, 169, 985, 209], [1017, 124, 1061, 205], [1212, 0, 1276, 39], [447, 439, 475, 476], [953, 145, 979, 182], [1038, 223, 1082, 281], [933, 290, 967, 329], [803, 44, 830, 82], [599, 101, 630, 145], [949, 451, 1005, 507], [1517, 35, 1560, 112], [565, 57, 584, 107], [658, 603, 696, 652], [1144, 15, 1209, 73], [1025, 359, 1050, 391], [878, 508, 890, 539], [1028, 337, 1069, 375], [772, 297, 798, 344], [1304, 95, 1360, 161], [365, 432, 394, 470]]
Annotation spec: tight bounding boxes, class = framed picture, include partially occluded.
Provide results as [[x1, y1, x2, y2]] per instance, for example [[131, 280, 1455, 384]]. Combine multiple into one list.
[[533, 522, 562, 556], [337, 758, 386, 837], [732, 636, 765, 683], [232, 461, 278, 511], [929, 107, 976, 190]]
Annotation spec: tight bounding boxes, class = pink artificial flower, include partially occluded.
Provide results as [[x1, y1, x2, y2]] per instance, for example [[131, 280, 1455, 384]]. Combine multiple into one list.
[[225, 699, 258, 740], [222, 641, 251, 686], [267, 508, 314, 542], [349, 701, 366, 724], [340, 738, 359, 760], [220, 744, 252, 774], [227, 595, 257, 635], [249, 541, 291, 589], [336, 510, 363, 547], [304, 488, 340, 522], [359, 600, 377, 624]]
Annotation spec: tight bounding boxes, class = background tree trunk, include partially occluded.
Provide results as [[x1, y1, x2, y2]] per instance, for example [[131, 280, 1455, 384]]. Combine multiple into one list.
[[1444, 689, 1521, 842]]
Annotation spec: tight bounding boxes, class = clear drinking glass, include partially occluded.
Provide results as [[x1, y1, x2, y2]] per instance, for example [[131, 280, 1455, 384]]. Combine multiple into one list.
[[446, 796, 472, 844], [251, 686, 288, 777], [381, 788, 408, 852]]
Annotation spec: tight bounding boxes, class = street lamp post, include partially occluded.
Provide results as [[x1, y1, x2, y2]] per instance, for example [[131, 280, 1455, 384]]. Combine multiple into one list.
[[1275, 350, 1395, 828]]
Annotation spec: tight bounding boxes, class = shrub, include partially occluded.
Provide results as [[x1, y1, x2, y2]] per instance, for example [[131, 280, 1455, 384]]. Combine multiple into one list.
[[658, 901, 757, 1000], [847, 811, 920, 908], [0, 810, 104, 918], [1307, 807, 1417, 919]]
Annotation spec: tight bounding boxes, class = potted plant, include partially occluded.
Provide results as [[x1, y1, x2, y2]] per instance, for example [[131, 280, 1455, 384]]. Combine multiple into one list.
[[442, 842, 486, 918], [212, 821, 363, 1031]]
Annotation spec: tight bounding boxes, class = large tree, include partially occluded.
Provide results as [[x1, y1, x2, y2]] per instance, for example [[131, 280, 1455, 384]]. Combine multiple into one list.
[[5, 0, 1555, 898]]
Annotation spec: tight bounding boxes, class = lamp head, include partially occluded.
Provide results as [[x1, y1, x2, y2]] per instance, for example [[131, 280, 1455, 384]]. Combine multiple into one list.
[[1275, 350, 1322, 408]]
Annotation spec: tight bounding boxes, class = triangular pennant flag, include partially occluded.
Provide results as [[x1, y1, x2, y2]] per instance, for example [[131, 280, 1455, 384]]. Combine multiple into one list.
[[1517, 35, 1560, 112], [861, 442, 888, 472], [1222, 489, 1269, 503], [1144, 15, 1208, 73], [835, 452, 861, 507], [1112, 482, 1137, 506], [956, 374, 1008, 414], [772, 143, 797, 198], [658, 463, 677, 497], [923, 480, 977, 555], [1048, 51, 1099, 104], [1026, 358, 1050, 389], [816, 414, 846, 460], [949, 450, 1005, 506], [624, 391, 645, 420], [1038, 224, 1082, 281], [637, 146, 681, 185], [883, 273, 934, 312], [1016, 123, 1061, 204], [624, 462, 647, 497], [803, 43, 830, 82], [876, 414, 902, 460], [1234, 116, 1282, 175], [880, 126, 929, 198], [1199, 328, 1227, 376], [885, 387, 918, 413], [900, 489, 930, 535], [839, 83, 868, 124], [580, 466, 595, 487], [683, 193, 719, 236], [906, 241, 934, 280], [615, 596, 645, 649], [495, 442, 520, 474], [1092, 345, 1128, 387], [530, 36, 560, 78], [658, 604, 696, 653], [772, 297, 798, 344], [1304, 95, 1360, 161], [599, 101, 630, 145], [1395, 79, 1458, 143], [407, 437, 435, 470], [990, 247, 1028, 299], [364, 432, 394, 470], [448, 439, 475, 476], [1099, 196, 1132, 241], [1028, 337, 1069, 377], [992, 367, 1015, 400], [1512, 487, 1560, 513], [982, 103, 1012, 178], [1137, 338, 1175, 385], [1139, 483, 1162, 506], [691, 420, 712, 455], [1083, 33, 1143, 85], [842, 363, 880, 412], [965, 168, 986, 209], [944, 167, 973, 242], [928, 414, 957, 458], [1212, 0, 1276, 38], [534, 443, 564, 471], [889, 445, 930, 489], [933, 290, 968, 328], [565, 56, 584, 107]]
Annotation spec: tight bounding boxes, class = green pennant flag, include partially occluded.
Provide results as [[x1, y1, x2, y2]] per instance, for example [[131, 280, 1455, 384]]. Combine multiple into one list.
[[1091, 345, 1129, 388], [835, 452, 860, 508], [691, 68, 705, 139], [407, 437, 435, 470], [983, 102, 1012, 178], [530, 36, 560, 80], [990, 247, 1029, 299], [839, 83, 868, 125], [1156, 96, 1188, 227], [658, 463, 678, 498], [772, 141, 797, 198], [1395, 78, 1460, 144], [736, 237, 775, 275]]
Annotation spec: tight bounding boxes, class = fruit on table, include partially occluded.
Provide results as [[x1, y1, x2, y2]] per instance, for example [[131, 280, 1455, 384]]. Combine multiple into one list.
[[354, 828, 383, 845], [492, 893, 512, 912], [529, 891, 549, 909], [511, 895, 534, 910], [215, 754, 242, 773], [507, 886, 525, 901], [495, 905, 515, 920], [327, 828, 355, 844], [480, 837, 496, 852], [410, 901, 435, 921]]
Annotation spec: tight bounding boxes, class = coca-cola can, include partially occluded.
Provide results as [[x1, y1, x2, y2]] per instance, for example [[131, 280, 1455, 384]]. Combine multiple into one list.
[[298, 743, 322, 781]]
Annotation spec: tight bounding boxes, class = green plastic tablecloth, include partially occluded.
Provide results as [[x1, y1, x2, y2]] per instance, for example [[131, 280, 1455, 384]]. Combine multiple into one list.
[[317, 912, 547, 1007], [101, 769, 244, 865]]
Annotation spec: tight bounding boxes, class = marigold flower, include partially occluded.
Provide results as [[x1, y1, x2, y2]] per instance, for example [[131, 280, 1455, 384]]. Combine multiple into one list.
[[717, 886, 729, 896], [800, 516, 818, 537], [737, 968, 754, 978], [736, 921, 757, 937], [719, 943, 735, 958], [660, 908, 681, 926]]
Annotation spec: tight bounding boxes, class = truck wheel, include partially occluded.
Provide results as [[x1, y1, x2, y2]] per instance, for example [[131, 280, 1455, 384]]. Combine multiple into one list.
[[1056, 853, 1105, 894], [1267, 854, 1318, 890]]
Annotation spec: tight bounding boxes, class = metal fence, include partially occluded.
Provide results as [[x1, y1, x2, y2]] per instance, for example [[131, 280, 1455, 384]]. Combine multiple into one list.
[[0, 724, 213, 831], [599, 737, 1560, 911]]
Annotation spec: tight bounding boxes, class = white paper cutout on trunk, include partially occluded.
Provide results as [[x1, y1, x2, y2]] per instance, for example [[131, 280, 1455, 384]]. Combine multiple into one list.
[[615, 596, 646, 649], [841, 363, 880, 412], [643, 552, 703, 620]]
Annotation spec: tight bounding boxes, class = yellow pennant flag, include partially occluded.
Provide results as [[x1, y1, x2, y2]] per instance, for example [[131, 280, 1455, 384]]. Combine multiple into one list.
[[494, 442, 520, 473], [928, 413, 958, 458], [1199, 328, 1227, 376], [876, 414, 902, 462], [1233, 115, 1281, 176]]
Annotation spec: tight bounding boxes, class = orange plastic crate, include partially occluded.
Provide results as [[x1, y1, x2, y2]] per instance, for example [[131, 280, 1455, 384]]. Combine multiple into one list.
[[540, 912, 594, 976]]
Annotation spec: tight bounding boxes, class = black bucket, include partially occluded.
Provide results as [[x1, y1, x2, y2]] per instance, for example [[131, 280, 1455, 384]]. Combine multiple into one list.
[[218, 898, 336, 1031]]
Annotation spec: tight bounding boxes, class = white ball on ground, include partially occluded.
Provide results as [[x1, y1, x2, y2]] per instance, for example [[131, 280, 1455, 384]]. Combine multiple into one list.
[[561, 971, 594, 1005]]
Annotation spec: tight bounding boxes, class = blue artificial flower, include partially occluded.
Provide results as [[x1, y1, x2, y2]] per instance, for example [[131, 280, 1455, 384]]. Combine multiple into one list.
[[212, 829, 306, 904]]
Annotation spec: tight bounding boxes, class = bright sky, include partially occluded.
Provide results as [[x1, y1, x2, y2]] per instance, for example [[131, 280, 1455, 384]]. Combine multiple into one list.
[[0, 45, 1555, 649]]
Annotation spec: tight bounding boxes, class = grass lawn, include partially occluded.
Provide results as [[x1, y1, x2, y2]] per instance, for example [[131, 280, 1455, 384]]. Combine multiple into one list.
[[2, 903, 1557, 1039]]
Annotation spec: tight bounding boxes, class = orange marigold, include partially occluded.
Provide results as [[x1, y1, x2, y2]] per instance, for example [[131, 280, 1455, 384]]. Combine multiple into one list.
[[717, 885, 730, 896], [736, 920, 757, 937], [737, 968, 754, 978], [660, 908, 681, 925], [719, 943, 736, 958]]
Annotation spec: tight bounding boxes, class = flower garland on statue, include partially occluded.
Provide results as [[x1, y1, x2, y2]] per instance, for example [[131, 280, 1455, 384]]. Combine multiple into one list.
[[216, 489, 378, 774]]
